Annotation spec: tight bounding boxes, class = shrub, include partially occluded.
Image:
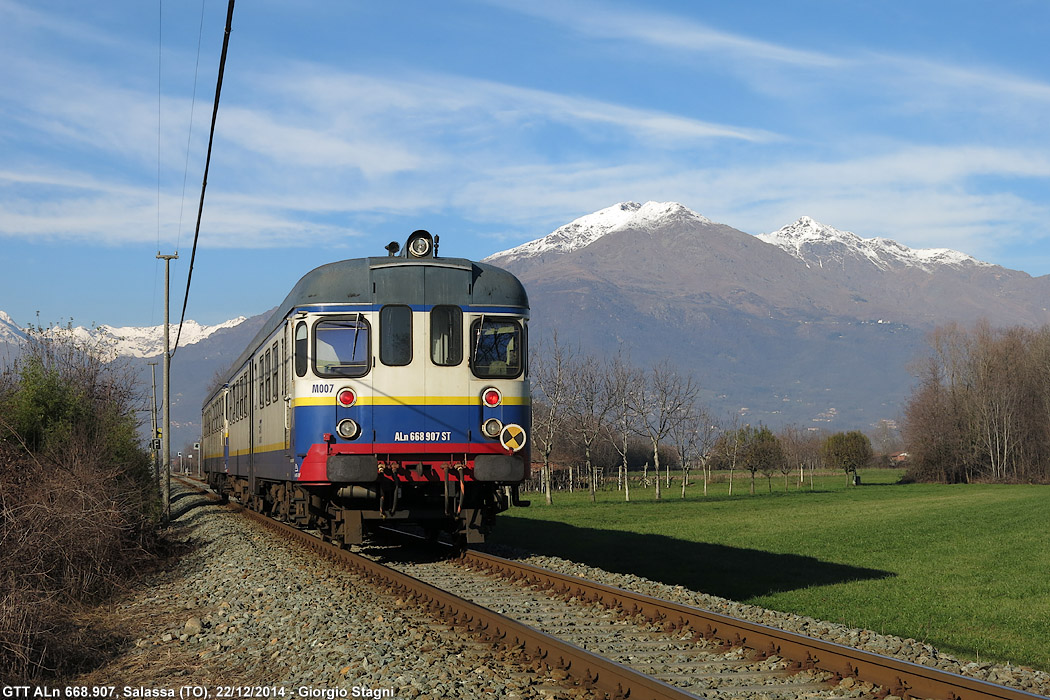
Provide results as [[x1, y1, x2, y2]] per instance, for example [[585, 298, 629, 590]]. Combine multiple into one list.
[[0, 325, 157, 682]]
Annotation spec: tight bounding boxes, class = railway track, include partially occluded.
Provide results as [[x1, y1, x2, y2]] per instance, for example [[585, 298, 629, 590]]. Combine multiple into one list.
[[176, 477, 1046, 700]]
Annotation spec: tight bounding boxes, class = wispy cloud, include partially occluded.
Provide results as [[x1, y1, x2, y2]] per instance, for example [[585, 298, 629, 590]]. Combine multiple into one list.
[[491, 0, 1050, 130], [483, 0, 842, 68], [258, 65, 779, 147]]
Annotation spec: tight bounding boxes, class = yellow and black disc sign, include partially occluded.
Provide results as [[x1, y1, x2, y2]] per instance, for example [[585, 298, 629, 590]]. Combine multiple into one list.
[[500, 423, 527, 452]]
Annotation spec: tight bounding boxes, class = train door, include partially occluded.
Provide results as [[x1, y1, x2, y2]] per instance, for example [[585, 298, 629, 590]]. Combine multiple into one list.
[[373, 267, 423, 446], [424, 266, 470, 445]]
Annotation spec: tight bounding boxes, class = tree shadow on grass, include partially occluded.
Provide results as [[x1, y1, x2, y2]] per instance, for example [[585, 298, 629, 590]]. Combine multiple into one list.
[[488, 519, 893, 600]]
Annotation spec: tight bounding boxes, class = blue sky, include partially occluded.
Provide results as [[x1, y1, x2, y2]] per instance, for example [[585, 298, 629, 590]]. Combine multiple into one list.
[[1, 0, 1048, 328]]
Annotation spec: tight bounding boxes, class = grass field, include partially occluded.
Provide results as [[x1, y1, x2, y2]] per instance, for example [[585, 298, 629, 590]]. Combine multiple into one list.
[[489, 469, 1050, 671]]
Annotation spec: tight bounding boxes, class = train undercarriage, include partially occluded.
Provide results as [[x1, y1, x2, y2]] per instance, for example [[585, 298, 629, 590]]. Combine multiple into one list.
[[206, 469, 523, 546]]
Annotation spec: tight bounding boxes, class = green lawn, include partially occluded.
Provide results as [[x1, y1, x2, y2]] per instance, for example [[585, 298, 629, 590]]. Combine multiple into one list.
[[490, 469, 1050, 670]]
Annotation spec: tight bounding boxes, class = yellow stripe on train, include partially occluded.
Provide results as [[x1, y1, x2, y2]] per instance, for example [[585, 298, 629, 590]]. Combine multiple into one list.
[[292, 395, 530, 407]]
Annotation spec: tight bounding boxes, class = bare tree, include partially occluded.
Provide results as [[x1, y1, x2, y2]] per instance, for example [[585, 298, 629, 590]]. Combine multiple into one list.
[[566, 352, 615, 503], [778, 424, 822, 490], [628, 359, 699, 501], [530, 332, 576, 505], [713, 414, 744, 496], [670, 400, 716, 498], [904, 321, 1050, 483], [607, 352, 641, 502]]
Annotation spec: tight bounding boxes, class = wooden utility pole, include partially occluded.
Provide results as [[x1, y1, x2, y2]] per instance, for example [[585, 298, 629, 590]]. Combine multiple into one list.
[[157, 253, 178, 522], [148, 361, 159, 492]]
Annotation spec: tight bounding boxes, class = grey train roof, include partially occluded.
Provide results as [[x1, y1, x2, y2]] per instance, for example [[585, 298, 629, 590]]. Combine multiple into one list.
[[221, 257, 528, 388]]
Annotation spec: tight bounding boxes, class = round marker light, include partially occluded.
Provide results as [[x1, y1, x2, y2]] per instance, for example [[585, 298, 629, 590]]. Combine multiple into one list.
[[337, 388, 357, 407], [336, 419, 361, 440], [482, 418, 503, 438], [482, 387, 502, 407]]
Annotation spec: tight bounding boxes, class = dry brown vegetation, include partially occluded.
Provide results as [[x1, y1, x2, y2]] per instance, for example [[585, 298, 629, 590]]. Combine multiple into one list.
[[0, 327, 158, 683], [904, 321, 1050, 483]]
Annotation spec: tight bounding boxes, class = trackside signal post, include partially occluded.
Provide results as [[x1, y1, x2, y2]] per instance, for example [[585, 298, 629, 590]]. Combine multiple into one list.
[[157, 252, 178, 522]]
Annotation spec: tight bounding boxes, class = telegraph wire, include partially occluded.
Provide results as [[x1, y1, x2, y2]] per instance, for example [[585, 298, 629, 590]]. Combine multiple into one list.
[[173, 0, 236, 356], [153, 0, 164, 329], [176, 0, 208, 254], [156, 0, 163, 257]]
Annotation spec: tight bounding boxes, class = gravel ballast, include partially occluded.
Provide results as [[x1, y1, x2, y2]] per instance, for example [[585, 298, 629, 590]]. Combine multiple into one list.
[[73, 486, 598, 699]]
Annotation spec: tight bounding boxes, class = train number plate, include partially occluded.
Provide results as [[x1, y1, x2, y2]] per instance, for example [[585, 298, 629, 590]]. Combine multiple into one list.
[[394, 431, 452, 442]]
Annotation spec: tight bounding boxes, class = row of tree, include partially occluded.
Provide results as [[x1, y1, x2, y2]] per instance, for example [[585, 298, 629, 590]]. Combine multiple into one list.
[[903, 322, 1050, 483], [529, 335, 877, 503]]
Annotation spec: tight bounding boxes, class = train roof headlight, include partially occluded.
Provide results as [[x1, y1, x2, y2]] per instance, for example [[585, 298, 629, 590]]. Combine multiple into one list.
[[406, 230, 433, 258], [482, 387, 502, 407]]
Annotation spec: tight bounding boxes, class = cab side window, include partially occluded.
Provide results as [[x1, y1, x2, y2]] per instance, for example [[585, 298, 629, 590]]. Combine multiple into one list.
[[380, 305, 412, 366], [315, 317, 370, 378], [470, 318, 524, 379], [294, 322, 308, 378], [431, 305, 462, 366]]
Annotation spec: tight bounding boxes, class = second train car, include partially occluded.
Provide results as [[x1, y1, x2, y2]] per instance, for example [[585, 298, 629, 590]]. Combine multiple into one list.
[[201, 230, 530, 544]]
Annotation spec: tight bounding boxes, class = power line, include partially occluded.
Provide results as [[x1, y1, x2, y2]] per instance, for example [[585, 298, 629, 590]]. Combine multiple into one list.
[[176, 0, 208, 253], [156, 0, 163, 256], [173, 0, 236, 356]]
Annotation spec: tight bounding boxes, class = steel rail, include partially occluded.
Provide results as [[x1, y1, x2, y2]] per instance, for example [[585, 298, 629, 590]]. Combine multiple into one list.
[[461, 549, 1045, 700], [174, 477, 699, 699]]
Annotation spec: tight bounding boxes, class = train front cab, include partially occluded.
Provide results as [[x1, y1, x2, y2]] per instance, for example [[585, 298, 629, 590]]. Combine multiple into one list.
[[287, 260, 530, 544]]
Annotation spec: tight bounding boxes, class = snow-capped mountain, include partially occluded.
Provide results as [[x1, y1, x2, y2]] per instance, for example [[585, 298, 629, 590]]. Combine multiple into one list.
[[0, 311, 27, 344], [758, 216, 991, 272], [487, 201, 712, 263], [0, 313, 247, 359], [490, 201, 996, 274], [490, 200, 1050, 430]]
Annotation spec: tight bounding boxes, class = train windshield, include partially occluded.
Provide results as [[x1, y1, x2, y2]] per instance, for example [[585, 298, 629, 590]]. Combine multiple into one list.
[[471, 318, 523, 379], [315, 317, 370, 377]]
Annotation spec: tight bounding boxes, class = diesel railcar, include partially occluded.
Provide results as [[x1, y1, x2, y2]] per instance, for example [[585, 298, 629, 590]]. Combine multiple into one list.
[[201, 230, 530, 544]]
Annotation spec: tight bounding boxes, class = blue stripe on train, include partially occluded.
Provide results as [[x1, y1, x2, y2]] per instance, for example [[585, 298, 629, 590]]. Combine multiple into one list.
[[292, 402, 530, 458]]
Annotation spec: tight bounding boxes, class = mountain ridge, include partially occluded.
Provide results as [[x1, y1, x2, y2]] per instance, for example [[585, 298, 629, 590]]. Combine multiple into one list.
[[0, 314, 248, 359], [487, 201, 1050, 430], [489, 202, 995, 275], [757, 215, 992, 272]]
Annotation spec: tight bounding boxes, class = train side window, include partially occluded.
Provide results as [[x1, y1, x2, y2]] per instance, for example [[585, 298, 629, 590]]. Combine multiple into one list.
[[379, 305, 412, 366], [431, 305, 462, 366], [272, 341, 279, 402], [265, 351, 273, 406], [294, 322, 308, 377], [315, 317, 370, 378], [470, 318, 524, 379]]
